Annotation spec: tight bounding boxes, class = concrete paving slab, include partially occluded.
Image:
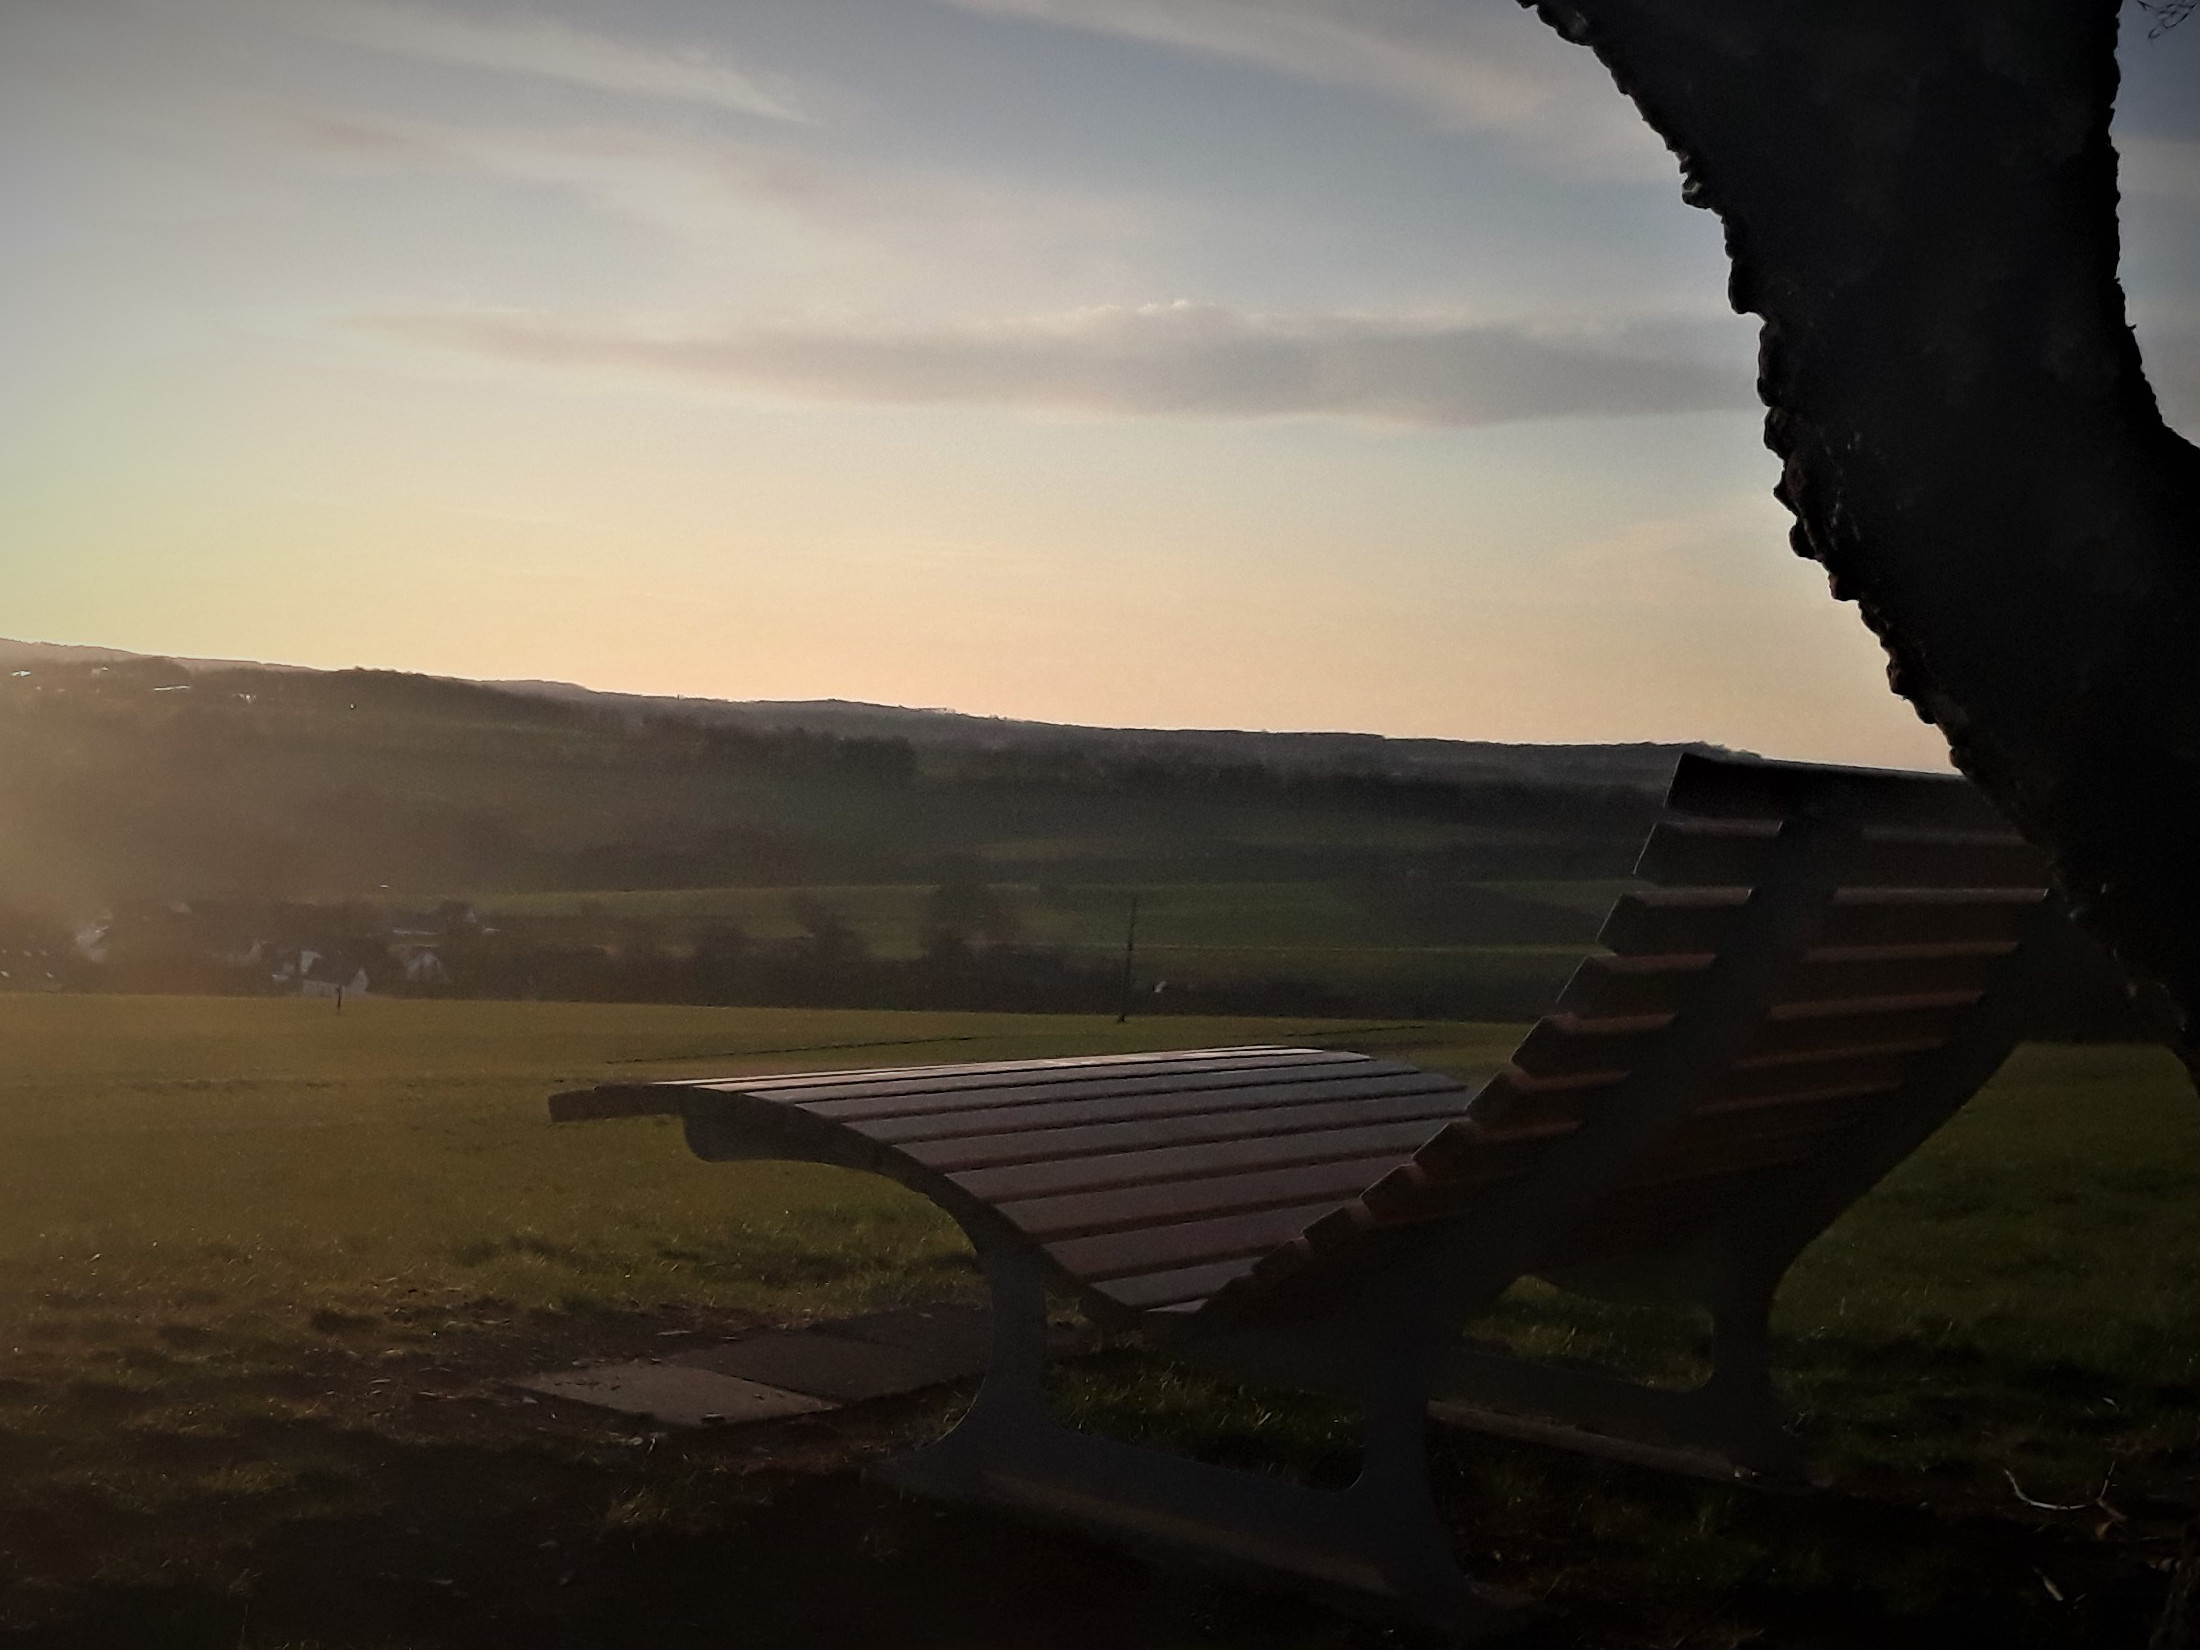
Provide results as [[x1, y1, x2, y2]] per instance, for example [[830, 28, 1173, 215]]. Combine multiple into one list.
[[679, 1325, 980, 1402], [515, 1361, 832, 1428], [518, 1303, 1094, 1430], [817, 1304, 995, 1364], [819, 1302, 1093, 1358]]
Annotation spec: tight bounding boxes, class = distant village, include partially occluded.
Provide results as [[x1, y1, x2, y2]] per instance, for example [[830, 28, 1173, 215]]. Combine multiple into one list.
[[0, 898, 483, 1002], [0, 879, 2145, 1037], [0, 891, 1360, 1019]]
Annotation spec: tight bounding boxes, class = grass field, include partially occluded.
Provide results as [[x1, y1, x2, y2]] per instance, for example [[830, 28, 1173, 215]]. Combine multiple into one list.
[[475, 878, 1601, 1014], [476, 879, 1606, 948], [5, 994, 2200, 1647]]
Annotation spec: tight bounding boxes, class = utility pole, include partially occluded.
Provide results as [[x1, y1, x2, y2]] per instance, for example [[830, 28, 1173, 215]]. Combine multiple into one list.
[[1115, 893, 1140, 1024]]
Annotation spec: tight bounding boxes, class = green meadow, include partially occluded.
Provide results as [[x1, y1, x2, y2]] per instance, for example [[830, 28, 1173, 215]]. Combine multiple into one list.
[[477, 879, 1626, 950], [476, 877, 1604, 1015], [4, 993, 2200, 1646]]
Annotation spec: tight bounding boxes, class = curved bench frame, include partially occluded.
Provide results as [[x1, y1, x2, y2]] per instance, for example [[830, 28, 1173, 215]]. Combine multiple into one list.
[[554, 755, 2073, 1630], [670, 1089, 1521, 1627]]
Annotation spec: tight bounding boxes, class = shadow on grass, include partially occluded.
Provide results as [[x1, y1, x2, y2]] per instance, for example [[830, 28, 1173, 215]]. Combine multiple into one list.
[[0, 1373, 2177, 1650], [0, 1415, 1383, 1650], [0, 1279, 2185, 1649]]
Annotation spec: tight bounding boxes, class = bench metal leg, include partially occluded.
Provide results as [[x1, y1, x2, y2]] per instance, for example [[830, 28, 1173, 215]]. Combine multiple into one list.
[[1695, 1272, 1809, 1483], [1427, 1266, 1807, 1487], [870, 1250, 1525, 1634]]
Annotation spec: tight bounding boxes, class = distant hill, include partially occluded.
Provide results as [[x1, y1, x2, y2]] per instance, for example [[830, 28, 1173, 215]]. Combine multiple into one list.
[[0, 638, 308, 675], [496, 681, 1707, 790], [0, 637, 1695, 913], [0, 639, 2123, 1033], [0, 637, 1722, 791]]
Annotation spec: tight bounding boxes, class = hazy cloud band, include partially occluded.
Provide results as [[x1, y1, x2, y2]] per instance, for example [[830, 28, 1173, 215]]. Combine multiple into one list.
[[938, 0, 1670, 180], [370, 301, 1758, 426], [249, 0, 802, 119]]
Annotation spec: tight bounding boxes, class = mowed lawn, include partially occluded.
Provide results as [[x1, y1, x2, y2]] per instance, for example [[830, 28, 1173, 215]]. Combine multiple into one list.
[[5, 993, 2200, 1648], [0, 995, 1521, 1328]]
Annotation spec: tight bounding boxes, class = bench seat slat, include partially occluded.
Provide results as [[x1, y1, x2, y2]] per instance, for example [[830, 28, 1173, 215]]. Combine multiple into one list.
[[951, 1118, 1450, 1204], [1358, 1062, 1928, 1222], [905, 1093, 1470, 1175], [1509, 1001, 1967, 1080], [1452, 1048, 1923, 1134], [1664, 751, 2006, 829], [1638, 818, 2046, 890], [686, 1047, 1320, 1100], [1353, 1133, 1559, 1219], [1551, 954, 1711, 1018], [787, 1060, 1416, 1125], [853, 1070, 1462, 1144], [1554, 947, 2013, 1019], [1445, 1069, 1912, 1165], [739, 1049, 1366, 1111], [1004, 1154, 1415, 1243], [1045, 1200, 1347, 1283], [1601, 888, 2042, 956]]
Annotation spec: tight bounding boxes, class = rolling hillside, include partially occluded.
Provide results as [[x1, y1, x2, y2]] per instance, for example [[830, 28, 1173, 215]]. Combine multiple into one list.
[[0, 639, 1684, 909], [0, 639, 1813, 1018]]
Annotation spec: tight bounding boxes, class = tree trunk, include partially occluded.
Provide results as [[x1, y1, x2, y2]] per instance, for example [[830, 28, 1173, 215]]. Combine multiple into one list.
[[1524, 0, 2200, 1048]]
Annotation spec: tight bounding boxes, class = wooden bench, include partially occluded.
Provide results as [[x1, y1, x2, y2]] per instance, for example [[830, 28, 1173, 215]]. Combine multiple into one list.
[[551, 752, 2070, 1631]]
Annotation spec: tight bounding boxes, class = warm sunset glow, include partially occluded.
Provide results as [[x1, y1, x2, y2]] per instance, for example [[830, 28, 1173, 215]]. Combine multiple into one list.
[[3, 0, 2193, 762]]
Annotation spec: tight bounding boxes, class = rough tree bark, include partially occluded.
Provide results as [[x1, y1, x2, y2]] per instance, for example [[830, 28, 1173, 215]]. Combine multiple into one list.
[[1522, 0, 2200, 1051]]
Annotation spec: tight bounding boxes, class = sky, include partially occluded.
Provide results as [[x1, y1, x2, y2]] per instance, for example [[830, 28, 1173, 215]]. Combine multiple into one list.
[[1, 1, 2194, 767]]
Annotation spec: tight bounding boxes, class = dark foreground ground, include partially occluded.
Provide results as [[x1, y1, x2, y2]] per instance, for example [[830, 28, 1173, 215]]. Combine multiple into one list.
[[4, 996, 2199, 1647]]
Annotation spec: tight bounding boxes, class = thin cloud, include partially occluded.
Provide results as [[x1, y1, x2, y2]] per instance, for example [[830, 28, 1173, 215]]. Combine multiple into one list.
[[257, 0, 802, 120], [273, 110, 466, 163], [270, 110, 1167, 261], [364, 300, 1758, 427], [938, 0, 1670, 181]]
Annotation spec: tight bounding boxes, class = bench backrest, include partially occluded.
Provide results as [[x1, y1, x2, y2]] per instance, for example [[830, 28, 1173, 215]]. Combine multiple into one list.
[[1215, 751, 2058, 1314], [554, 754, 2068, 1329]]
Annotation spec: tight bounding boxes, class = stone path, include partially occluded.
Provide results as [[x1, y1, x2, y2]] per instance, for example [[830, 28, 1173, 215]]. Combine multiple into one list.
[[516, 1303, 1022, 1429]]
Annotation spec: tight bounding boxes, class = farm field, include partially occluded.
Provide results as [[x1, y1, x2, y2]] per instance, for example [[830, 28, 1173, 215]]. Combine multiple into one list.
[[478, 877, 1613, 951], [3, 993, 2200, 1646], [475, 877, 1606, 1016]]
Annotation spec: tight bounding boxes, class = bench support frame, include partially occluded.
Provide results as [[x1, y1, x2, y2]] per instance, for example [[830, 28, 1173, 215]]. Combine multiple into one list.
[[569, 761, 2072, 1636], [863, 809, 2069, 1624], [872, 1247, 1526, 1633]]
